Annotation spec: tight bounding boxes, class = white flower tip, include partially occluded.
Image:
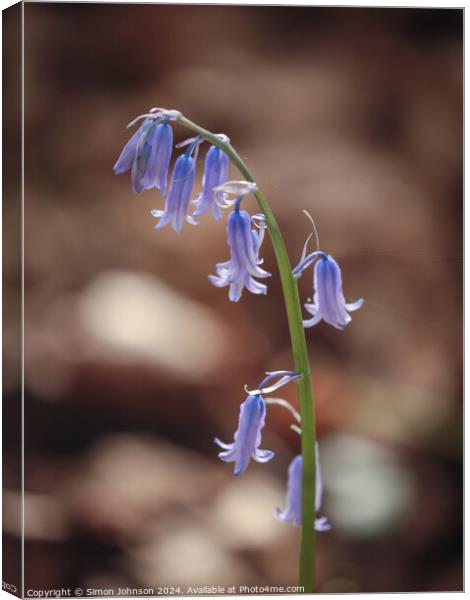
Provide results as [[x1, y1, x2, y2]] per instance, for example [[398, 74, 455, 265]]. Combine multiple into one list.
[[148, 107, 182, 121], [215, 133, 230, 144], [159, 108, 182, 120], [176, 136, 199, 149], [290, 424, 302, 435], [251, 214, 267, 229], [213, 180, 258, 195], [215, 197, 236, 209], [166, 109, 182, 120], [186, 215, 200, 226]]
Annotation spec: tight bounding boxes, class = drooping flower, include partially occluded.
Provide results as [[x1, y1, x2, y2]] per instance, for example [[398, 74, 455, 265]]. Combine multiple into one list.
[[146, 121, 173, 195], [192, 142, 229, 221], [293, 251, 363, 329], [114, 116, 173, 195], [215, 394, 273, 477], [276, 446, 331, 531], [215, 371, 299, 476], [113, 119, 151, 176], [209, 206, 271, 302], [151, 149, 197, 233]]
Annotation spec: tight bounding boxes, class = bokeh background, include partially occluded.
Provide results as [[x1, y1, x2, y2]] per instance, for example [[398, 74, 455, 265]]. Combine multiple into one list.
[[3, 3, 463, 594]]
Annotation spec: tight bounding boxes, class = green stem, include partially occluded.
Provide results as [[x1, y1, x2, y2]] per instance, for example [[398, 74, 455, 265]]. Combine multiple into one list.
[[179, 115, 317, 593]]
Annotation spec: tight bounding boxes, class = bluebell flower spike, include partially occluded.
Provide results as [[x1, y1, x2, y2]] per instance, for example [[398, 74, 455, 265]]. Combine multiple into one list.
[[276, 446, 332, 531], [293, 250, 364, 330], [192, 145, 229, 221], [209, 207, 271, 301], [215, 370, 299, 476]]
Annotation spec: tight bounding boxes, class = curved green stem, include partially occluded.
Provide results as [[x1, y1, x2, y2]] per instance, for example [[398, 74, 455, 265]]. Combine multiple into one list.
[[179, 115, 317, 593]]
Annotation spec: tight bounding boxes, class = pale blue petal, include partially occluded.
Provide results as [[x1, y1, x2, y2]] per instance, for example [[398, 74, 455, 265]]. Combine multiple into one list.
[[315, 517, 332, 531], [346, 297, 364, 311], [214, 437, 233, 450], [253, 449, 275, 463]]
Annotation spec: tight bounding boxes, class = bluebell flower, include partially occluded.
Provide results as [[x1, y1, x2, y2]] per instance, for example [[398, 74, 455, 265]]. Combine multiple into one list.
[[293, 251, 363, 329], [209, 208, 271, 302], [114, 118, 173, 195], [276, 447, 331, 531], [151, 150, 197, 233], [192, 143, 229, 221], [215, 371, 299, 476], [145, 121, 173, 195], [113, 118, 152, 176], [215, 394, 273, 476]]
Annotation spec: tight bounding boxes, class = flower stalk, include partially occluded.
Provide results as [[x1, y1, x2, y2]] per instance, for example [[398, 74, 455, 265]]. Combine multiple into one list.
[[179, 115, 317, 592]]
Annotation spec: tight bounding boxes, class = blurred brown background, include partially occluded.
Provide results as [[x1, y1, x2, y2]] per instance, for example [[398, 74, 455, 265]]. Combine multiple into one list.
[[3, 3, 463, 594]]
